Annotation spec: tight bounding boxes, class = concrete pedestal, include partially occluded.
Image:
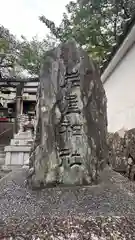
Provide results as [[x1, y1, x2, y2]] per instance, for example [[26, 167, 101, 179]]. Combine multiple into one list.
[[4, 130, 33, 168]]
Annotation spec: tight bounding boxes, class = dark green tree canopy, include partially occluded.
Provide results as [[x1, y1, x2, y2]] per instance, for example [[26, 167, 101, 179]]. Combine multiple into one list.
[[40, 0, 135, 66], [1, 0, 135, 76], [0, 25, 56, 76]]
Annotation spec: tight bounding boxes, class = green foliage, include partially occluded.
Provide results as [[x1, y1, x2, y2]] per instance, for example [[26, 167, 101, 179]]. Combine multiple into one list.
[[0, 25, 19, 67], [18, 36, 46, 75], [40, 0, 135, 65], [0, 38, 9, 52], [0, 25, 56, 76], [1, 0, 135, 75], [18, 35, 57, 75]]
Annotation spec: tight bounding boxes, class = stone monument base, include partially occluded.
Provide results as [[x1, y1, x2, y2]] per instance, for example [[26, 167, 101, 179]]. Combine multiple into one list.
[[4, 146, 31, 167], [4, 130, 33, 169]]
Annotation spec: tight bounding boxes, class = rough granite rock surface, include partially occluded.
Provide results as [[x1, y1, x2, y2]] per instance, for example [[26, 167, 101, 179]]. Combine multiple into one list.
[[107, 128, 135, 181], [0, 167, 135, 238], [107, 132, 127, 172], [30, 40, 108, 187], [124, 128, 135, 180]]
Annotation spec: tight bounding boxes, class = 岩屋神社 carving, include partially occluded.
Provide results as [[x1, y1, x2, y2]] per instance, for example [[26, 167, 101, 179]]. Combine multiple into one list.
[[28, 40, 108, 187]]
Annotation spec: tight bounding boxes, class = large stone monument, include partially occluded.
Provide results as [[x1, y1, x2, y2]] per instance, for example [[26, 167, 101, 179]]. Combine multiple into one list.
[[28, 40, 108, 187]]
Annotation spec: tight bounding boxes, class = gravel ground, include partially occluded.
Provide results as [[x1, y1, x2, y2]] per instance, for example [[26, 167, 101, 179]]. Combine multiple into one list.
[[0, 167, 135, 239]]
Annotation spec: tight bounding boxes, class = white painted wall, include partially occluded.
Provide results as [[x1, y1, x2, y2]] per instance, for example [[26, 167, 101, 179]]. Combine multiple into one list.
[[103, 43, 135, 132]]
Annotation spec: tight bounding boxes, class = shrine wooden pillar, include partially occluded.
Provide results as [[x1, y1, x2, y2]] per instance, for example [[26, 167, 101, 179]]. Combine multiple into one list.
[[14, 82, 24, 133]]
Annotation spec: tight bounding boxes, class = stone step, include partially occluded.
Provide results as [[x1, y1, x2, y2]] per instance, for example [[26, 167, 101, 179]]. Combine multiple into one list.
[[0, 153, 5, 157], [0, 150, 5, 153], [0, 151, 5, 156], [0, 145, 6, 166], [0, 148, 6, 153], [0, 150, 5, 154], [0, 151, 5, 155], [0, 159, 5, 165], [0, 157, 5, 162], [0, 144, 6, 147], [0, 147, 5, 151]]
